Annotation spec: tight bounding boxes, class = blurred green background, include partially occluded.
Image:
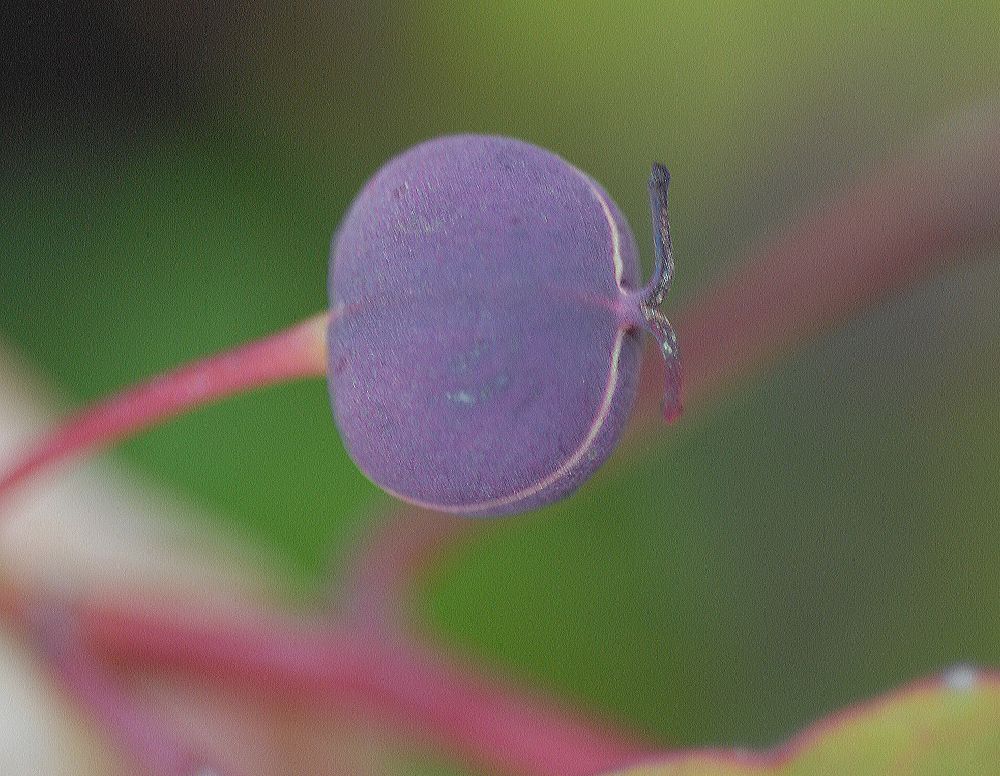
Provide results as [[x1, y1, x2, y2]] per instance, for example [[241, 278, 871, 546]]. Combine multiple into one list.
[[3, 0, 999, 767]]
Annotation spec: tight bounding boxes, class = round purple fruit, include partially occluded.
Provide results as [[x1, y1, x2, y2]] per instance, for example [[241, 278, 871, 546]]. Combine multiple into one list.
[[327, 135, 680, 516]]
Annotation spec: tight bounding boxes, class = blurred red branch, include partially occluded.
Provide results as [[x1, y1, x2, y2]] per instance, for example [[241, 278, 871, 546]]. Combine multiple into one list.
[[0, 577, 650, 776], [1, 583, 245, 776], [0, 313, 329, 507], [344, 110, 1000, 638]]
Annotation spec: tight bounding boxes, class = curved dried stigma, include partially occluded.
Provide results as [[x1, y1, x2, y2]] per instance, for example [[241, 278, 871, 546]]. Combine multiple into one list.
[[641, 162, 683, 421], [646, 162, 675, 306]]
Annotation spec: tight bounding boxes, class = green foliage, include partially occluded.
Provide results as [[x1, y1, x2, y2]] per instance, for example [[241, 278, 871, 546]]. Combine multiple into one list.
[[606, 670, 999, 775]]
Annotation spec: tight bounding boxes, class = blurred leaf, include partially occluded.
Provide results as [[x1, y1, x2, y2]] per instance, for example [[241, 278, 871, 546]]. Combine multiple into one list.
[[604, 669, 999, 775]]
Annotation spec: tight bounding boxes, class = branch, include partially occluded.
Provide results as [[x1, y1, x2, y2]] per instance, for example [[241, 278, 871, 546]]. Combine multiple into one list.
[[5, 592, 242, 776], [0, 313, 329, 505], [0, 579, 651, 776]]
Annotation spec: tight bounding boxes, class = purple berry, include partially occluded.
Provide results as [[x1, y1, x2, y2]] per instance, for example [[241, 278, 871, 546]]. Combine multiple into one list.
[[327, 135, 680, 516]]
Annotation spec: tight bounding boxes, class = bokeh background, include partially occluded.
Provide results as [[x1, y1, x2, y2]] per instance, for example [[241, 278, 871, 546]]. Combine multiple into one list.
[[3, 0, 999, 769]]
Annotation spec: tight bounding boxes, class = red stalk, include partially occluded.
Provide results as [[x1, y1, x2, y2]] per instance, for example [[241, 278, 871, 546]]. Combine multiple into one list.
[[0, 581, 650, 776], [7, 594, 242, 776], [0, 313, 330, 504]]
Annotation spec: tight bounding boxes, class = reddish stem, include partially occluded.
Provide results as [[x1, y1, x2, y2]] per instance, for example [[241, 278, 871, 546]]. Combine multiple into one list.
[[338, 505, 485, 633], [22, 600, 242, 776], [0, 313, 329, 504], [0, 582, 650, 776]]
